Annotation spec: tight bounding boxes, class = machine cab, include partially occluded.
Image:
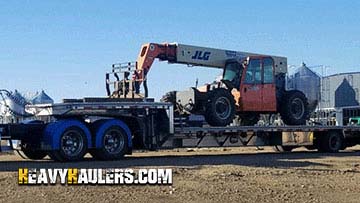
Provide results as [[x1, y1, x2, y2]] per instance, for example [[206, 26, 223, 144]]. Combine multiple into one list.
[[222, 59, 244, 90], [223, 56, 277, 112]]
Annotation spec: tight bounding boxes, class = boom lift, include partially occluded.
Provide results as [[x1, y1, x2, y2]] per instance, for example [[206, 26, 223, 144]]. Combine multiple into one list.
[[107, 43, 309, 126]]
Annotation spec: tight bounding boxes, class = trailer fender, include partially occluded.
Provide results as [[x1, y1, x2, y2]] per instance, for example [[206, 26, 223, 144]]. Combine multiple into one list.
[[43, 119, 92, 150], [94, 119, 132, 150], [21, 120, 44, 124]]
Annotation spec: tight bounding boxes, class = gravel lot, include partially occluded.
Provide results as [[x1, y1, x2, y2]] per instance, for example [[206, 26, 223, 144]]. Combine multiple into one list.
[[0, 146, 360, 203]]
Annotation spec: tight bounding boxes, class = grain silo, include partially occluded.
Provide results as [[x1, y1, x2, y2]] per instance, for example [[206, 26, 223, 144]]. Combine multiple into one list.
[[32, 90, 54, 105], [0, 90, 28, 123], [287, 63, 321, 112]]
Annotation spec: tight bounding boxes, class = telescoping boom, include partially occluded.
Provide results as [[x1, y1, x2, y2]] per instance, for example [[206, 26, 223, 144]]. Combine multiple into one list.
[[133, 42, 287, 84]]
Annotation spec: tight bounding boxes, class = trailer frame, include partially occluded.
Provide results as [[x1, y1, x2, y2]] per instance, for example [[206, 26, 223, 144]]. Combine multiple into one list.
[[1, 98, 360, 161]]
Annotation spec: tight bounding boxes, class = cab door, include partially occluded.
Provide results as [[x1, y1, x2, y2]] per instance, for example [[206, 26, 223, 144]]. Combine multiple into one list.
[[240, 58, 262, 111], [261, 57, 277, 111]]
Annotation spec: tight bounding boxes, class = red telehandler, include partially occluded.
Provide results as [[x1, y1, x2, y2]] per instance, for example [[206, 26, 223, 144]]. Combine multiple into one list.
[[107, 42, 309, 126]]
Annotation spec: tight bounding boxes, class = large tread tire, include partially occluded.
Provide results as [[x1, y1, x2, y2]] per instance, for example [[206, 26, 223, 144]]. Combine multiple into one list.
[[280, 90, 309, 125], [161, 91, 181, 115], [239, 113, 260, 126], [89, 119, 129, 161], [204, 88, 235, 126], [161, 91, 177, 103]]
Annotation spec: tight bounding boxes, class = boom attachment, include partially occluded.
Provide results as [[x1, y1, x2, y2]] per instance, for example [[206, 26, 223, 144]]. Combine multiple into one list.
[[107, 43, 177, 98], [106, 62, 138, 98], [133, 43, 177, 82]]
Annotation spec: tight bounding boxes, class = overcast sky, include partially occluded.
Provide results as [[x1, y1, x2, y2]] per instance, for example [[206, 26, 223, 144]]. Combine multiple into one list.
[[1, 0, 359, 101]]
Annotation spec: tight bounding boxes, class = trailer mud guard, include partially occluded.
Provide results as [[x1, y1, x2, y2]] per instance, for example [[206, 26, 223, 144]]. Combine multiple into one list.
[[42, 119, 92, 150]]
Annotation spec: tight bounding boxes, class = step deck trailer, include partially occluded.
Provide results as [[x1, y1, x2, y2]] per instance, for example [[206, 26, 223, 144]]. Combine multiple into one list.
[[1, 98, 360, 161]]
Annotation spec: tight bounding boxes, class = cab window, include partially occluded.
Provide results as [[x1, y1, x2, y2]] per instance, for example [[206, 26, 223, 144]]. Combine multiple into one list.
[[245, 59, 261, 84], [263, 57, 274, 83], [223, 62, 243, 89]]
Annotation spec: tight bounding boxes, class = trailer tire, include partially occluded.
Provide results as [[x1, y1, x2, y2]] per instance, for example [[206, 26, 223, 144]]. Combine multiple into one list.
[[48, 123, 89, 162], [305, 145, 316, 150], [21, 146, 47, 160], [161, 91, 177, 104], [90, 119, 129, 160], [319, 131, 344, 153], [161, 91, 180, 115], [273, 145, 296, 152], [204, 88, 235, 126], [280, 90, 309, 125]]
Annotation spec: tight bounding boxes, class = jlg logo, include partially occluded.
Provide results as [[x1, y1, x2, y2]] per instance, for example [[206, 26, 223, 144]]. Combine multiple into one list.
[[191, 51, 211, 60]]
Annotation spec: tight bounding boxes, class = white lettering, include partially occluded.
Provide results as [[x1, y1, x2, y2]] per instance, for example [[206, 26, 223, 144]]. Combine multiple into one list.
[[37, 169, 48, 184], [78, 169, 88, 184]]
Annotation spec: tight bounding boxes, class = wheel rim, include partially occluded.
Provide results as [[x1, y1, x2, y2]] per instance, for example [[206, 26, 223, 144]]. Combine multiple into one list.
[[61, 129, 84, 157], [215, 96, 231, 119], [103, 128, 125, 154], [290, 98, 305, 119]]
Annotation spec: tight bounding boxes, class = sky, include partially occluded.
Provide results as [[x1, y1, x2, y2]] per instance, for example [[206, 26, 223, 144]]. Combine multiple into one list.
[[0, 0, 359, 102]]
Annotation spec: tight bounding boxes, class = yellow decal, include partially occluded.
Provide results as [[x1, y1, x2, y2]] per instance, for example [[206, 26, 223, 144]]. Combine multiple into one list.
[[18, 168, 28, 184], [67, 168, 78, 184]]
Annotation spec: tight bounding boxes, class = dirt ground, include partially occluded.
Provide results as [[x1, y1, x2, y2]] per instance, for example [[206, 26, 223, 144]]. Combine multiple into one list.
[[0, 146, 360, 203]]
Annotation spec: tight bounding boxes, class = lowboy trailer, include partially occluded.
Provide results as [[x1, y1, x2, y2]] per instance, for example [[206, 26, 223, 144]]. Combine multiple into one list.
[[1, 97, 360, 162]]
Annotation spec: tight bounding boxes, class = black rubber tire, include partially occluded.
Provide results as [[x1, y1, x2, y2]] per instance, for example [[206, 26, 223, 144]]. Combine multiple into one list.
[[204, 88, 235, 126], [161, 91, 177, 103], [273, 145, 296, 152], [239, 113, 260, 126], [318, 131, 344, 153], [49, 126, 88, 162], [305, 145, 317, 150], [161, 91, 181, 115], [90, 125, 128, 161], [21, 145, 47, 160], [280, 90, 309, 125]]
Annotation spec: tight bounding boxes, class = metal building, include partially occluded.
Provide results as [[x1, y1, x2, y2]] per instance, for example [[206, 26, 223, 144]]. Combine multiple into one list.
[[320, 72, 360, 108], [314, 72, 360, 125]]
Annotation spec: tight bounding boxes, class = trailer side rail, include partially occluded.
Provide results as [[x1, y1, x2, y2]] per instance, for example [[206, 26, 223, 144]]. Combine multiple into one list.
[[26, 101, 172, 116]]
